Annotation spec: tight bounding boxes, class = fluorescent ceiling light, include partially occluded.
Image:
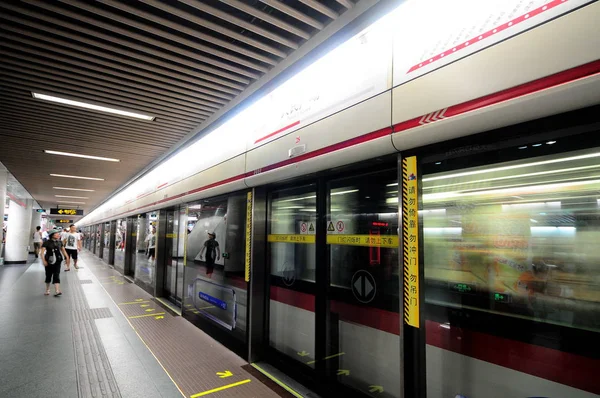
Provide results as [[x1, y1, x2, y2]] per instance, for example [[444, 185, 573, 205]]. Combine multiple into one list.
[[55, 195, 89, 199], [331, 189, 359, 196], [44, 150, 120, 162], [32, 93, 155, 121], [423, 179, 600, 201], [423, 152, 600, 182], [57, 201, 85, 204], [424, 164, 600, 190], [50, 174, 104, 181], [53, 187, 95, 192]]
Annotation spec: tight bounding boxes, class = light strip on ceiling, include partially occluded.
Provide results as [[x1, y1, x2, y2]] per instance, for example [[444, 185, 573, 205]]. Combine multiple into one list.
[[50, 174, 104, 181], [53, 187, 95, 192], [423, 152, 600, 182], [57, 201, 85, 204], [32, 93, 155, 121], [55, 195, 89, 199], [424, 164, 600, 190], [44, 150, 120, 162], [423, 179, 600, 201]]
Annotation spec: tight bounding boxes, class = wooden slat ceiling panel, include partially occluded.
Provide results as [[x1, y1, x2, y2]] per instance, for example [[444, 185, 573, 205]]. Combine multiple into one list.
[[0, 0, 359, 218]]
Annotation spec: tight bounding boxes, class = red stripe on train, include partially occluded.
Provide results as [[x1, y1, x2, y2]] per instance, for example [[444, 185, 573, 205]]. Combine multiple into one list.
[[427, 320, 600, 395], [94, 60, 600, 221], [269, 286, 599, 394]]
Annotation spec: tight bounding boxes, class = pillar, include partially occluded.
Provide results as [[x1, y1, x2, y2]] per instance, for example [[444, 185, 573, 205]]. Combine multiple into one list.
[[29, 209, 43, 253], [0, 166, 7, 264], [5, 199, 33, 263]]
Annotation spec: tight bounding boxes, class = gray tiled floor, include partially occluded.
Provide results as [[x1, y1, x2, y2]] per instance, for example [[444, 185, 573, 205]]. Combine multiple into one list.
[[0, 257, 182, 398]]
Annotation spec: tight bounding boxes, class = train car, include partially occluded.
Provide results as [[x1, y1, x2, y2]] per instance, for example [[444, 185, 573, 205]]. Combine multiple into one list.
[[78, 1, 600, 397]]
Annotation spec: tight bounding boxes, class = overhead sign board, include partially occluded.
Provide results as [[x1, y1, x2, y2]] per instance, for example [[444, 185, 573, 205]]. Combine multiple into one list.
[[56, 219, 74, 224], [49, 208, 84, 216]]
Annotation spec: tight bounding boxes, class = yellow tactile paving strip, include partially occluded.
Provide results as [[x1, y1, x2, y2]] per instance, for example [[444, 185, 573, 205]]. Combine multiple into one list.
[[80, 253, 290, 398]]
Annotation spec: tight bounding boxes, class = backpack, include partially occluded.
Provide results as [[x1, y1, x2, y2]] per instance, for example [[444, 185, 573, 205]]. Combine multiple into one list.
[[45, 241, 63, 265]]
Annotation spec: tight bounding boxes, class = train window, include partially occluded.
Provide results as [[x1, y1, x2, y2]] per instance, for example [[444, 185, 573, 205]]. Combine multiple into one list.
[[327, 171, 401, 397], [183, 194, 249, 343], [423, 147, 600, 330], [422, 145, 600, 397], [268, 185, 317, 366], [102, 221, 110, 261]]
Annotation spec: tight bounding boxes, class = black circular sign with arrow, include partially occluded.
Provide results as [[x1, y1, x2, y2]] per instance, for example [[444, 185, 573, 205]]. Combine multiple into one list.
[[351, 270, 376, 304]]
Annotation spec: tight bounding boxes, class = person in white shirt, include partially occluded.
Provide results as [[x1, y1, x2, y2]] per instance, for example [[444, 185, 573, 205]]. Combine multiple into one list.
[[63, 224, 82, 271], [33, 226, 43, 259]]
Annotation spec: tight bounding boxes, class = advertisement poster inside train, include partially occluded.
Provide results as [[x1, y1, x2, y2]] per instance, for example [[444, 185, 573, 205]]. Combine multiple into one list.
[[391, 0, 594, 86]]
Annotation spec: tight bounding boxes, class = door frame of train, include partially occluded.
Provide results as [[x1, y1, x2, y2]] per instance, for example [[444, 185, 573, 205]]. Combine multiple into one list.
[[398, 152, 427, 398], [259, 156, 422, 398]]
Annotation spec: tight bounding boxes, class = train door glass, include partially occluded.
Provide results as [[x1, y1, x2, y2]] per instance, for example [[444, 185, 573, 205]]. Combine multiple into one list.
[[267, 185, 317, 368], [134, 213, 156, 284], [94, 224, 101, 254], [421, 141, 600, 397], [326, 171, 401, 397], [162, 208, 185, 305], [114, 218, 126, 273], [183, 193, 249, 347], [102, 222, 110, 261]]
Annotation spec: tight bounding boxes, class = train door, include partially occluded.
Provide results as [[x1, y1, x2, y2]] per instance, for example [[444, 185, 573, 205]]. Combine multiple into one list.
[[159, 207, 185, 306], [414, 111, 600, 398], [265, 168, 409, 398]]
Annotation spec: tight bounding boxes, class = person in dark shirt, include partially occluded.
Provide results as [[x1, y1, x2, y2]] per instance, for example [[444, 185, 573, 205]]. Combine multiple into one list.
[[199, 232, 220, 277], [41, 229, 68, 296]]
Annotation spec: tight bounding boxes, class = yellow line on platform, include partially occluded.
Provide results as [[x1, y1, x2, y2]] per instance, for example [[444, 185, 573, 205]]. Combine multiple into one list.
[[251, 364, 303, 398], [190, 379, 251, 397], [119, 301, 150, 305], [129, 312, 165, 319]]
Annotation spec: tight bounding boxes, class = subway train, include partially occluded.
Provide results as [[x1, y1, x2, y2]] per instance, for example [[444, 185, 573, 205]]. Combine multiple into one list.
[[78, 1, 600, 397]]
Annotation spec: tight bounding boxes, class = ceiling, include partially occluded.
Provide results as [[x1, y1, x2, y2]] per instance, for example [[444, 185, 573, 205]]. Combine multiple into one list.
[[0, 0, 374, 221]]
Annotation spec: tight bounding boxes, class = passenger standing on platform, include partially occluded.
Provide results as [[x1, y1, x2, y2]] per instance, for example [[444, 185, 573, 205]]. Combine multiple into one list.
[[41, 229, 67, 296], [199, 232, 220, 277], [33, 226, 43, 258], [63, 224, 81, 270]]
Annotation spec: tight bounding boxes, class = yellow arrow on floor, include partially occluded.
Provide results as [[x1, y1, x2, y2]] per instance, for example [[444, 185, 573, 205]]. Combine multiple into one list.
[[216, 370, 233, 378], [297, 351, 310, 357], [145, 309, 155, 312], [154, 316, 164, 320], [337, 369, 350, 376], [369, 385, 384, 393]]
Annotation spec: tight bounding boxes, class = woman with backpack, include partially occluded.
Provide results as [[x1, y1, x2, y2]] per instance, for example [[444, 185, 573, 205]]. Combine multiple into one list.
[[41, 229, 68, 296]]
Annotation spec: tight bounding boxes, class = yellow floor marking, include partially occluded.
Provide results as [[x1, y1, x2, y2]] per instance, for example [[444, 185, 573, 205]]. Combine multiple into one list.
[[119, 301, 151, 305], [87, 265, 186, 398], [306, 352, 345, 365], [251, 364, 303, 398], [129, 312, 166, 319], [190, 379, 251, 397], [145, 309, 155, 312]]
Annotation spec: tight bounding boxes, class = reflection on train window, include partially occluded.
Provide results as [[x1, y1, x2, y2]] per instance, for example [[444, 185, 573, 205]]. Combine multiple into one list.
[[327, 171, 401, 398], [102, 221, 110, 261], [182, 193, 248, 343], [269, 186, 317, 282], [133, 214, 155, 283], [423, 147, 600, 331], [114, 218, 126, 272], [268, 185, 316, 366]]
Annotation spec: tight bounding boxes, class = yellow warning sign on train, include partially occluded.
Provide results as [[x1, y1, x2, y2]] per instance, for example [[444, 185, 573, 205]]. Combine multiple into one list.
[[326, 235, 398, 248], [268, 234, 316, 244], [245, 192, 253, 282], [403, 156, 420, 328]]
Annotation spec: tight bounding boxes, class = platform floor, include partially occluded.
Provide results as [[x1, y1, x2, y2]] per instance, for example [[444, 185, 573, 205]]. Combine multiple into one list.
[[0, 252, 291, 398]]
